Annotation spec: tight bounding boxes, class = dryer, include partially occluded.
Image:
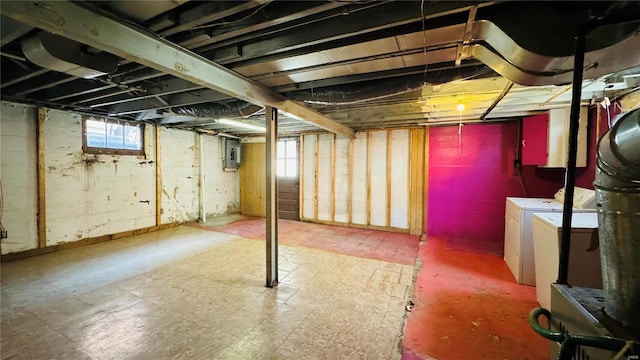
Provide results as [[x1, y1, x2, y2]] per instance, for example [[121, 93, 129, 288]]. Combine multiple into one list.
[[504, 187, 596, 286]]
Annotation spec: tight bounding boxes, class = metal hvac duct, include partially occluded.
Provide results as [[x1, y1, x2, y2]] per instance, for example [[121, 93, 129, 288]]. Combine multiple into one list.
[[21, 31, 118, 79], [595, 108, 640, 328], [171, 100, 262, 118]]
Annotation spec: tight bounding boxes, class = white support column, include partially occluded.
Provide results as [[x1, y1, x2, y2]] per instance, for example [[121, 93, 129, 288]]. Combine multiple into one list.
[[198, 133, 206, 223], [265, 106, 278, 287]]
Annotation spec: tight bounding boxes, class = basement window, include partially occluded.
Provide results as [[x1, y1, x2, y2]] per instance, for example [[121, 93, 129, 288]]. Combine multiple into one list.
[[83, 116, 144, 155], [277, 139, 297, 177]]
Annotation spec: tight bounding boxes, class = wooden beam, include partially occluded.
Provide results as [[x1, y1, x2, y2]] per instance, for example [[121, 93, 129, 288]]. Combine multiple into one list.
[[0, 1, 355, 139], [386, 130, 392, 228], [299, 134, 305, 220], [155, 126, 162, 225], [36, 107, 46, 248], [313, 134, 319, 220], [348, 138, 353, 224], [331, 134, 336, 222], [366, 131, 372, 225], [408, 128, 427, 235]]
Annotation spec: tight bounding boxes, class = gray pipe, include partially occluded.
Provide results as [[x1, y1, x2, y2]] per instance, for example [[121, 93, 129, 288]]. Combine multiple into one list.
[[595, 108, 640, 327]]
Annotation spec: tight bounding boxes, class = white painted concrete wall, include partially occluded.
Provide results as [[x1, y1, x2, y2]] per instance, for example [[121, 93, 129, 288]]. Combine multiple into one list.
[[301, 129, 410, 230], [44, 108, 156, 245], [0, 102, 240, 254], [160, 128, 199, 224], [203, 135, 239, 218], [0, 102, 38, 254]]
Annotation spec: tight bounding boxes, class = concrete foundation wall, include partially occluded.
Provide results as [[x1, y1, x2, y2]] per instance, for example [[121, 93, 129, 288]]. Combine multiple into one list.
[[0, 102, 239, 255]]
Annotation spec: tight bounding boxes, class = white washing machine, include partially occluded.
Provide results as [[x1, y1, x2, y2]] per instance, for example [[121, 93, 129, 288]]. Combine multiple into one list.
[[504, 187, 596, 286], [532, 212, 602, 309]]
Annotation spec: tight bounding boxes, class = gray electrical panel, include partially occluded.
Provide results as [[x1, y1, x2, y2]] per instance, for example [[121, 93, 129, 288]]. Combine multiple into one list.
[[224, 138, 241, 169]]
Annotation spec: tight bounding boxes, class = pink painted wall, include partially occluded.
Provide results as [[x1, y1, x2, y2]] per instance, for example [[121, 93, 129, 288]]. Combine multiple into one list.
[[426, 105, 620, 255]]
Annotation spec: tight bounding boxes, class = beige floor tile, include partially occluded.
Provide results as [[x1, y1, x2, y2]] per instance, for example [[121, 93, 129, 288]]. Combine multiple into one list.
[[1, 226, 411, 360]]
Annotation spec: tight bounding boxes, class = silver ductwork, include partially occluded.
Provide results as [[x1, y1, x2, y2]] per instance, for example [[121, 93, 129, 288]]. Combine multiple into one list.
[[595, 108, 640, 327], [21, 31, 118, 79], [171, 100, 262, 119]]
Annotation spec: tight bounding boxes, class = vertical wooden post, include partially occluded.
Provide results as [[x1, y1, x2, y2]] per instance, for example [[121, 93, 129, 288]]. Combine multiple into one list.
[[265, 106, 279, 288], [313, 134, 319, 220], [299, 134, 305, 219], [366, 131, 372, 225], [347, 138, 353, 225], [155, 126, 162, 226], [409, 128, 427, 235], [330, 134, 336, 222], [386, 130, 392, 228], [198, 133, 206, 223], [36, 108, 47, 248]]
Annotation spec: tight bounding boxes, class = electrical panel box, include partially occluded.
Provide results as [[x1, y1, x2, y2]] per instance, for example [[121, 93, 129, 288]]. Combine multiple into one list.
[[224, 139, 241, 170]]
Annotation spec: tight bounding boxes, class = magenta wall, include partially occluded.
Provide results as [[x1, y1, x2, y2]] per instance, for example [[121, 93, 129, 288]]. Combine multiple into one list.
[[426, 106, 619, 255]]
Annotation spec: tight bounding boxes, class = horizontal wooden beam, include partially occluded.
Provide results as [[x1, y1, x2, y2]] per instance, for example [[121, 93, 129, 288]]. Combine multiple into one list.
[[1, 1, 355, 139]]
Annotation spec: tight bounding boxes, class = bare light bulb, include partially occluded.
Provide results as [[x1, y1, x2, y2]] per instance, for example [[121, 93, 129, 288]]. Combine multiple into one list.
[[456, 103, 465, 112]]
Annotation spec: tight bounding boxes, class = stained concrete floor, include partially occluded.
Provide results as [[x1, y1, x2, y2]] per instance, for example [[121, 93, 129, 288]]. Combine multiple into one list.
[[1, 226, 414, 360]]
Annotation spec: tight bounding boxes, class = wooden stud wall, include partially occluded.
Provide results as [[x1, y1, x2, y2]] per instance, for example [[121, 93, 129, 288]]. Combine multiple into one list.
[[36, 107, 47, 248], [300, 128, 425, 233], [239, 142, 266, 217], [408, 128, 427, 235], [155, 126, 162, 225]]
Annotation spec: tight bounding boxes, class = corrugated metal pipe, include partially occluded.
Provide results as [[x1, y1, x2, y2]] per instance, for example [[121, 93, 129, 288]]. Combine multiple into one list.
[[171, 100, 262, 118], [595, 108, 640, 328]]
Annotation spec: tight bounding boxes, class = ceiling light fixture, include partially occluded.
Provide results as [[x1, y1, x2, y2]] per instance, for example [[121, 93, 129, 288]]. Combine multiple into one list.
[[217, 119, 265, 132], [456, 103, 466, 112]]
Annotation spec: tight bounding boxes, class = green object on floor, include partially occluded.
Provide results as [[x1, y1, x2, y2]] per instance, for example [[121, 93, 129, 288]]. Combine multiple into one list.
[[529, 307, 639, 360]]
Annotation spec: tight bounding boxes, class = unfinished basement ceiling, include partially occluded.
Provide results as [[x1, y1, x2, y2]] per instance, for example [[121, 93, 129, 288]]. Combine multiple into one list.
[[1, 1, 640, 137]]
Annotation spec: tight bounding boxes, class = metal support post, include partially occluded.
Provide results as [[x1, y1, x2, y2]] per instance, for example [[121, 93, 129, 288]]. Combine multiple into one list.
[[265, 106, 279, 287]]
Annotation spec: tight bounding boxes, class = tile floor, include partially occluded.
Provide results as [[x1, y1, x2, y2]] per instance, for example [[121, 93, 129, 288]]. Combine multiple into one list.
[[1, 220, 548, 360], [1, 226, 414, 360], [402, 236, 549, 360], [189, 218, 420, 266]]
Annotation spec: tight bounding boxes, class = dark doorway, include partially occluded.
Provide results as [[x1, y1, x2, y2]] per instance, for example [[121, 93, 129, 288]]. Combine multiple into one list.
[[277, 138, 300, 220]]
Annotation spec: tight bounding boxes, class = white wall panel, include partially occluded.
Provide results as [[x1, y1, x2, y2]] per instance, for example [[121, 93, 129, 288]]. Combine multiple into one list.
[[317, 134, 333, 221], [369, 131, 388, 226], [160, 128, 199, 224], [203, 135, 239, 218], [45, 109, 156, 245], [351, 132, 368, 225], [390, 129, 409, 228], [301, 135, 316, 219], [334, 136, 350, 223], [0, 102, 38, 254]]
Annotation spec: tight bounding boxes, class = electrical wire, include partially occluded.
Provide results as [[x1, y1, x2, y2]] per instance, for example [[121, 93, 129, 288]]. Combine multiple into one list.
[[191, 3, 271, 31], [420, 0, 428, 85]]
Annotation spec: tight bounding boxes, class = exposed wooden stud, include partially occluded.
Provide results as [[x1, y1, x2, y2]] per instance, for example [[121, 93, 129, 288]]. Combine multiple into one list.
[[36, 107, 47, 248], [366, 131, 372, 225], [314, 134, 319, 221], [386, 130, 392, 228], [424, 127, 429, 234], [348, 138, 354, 225], [155, 126, 162, 226], [331, 134, 336, 222], [299, 134, 305, 220], [299, 218, 410, 234], [408, 128, 427, 235]]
